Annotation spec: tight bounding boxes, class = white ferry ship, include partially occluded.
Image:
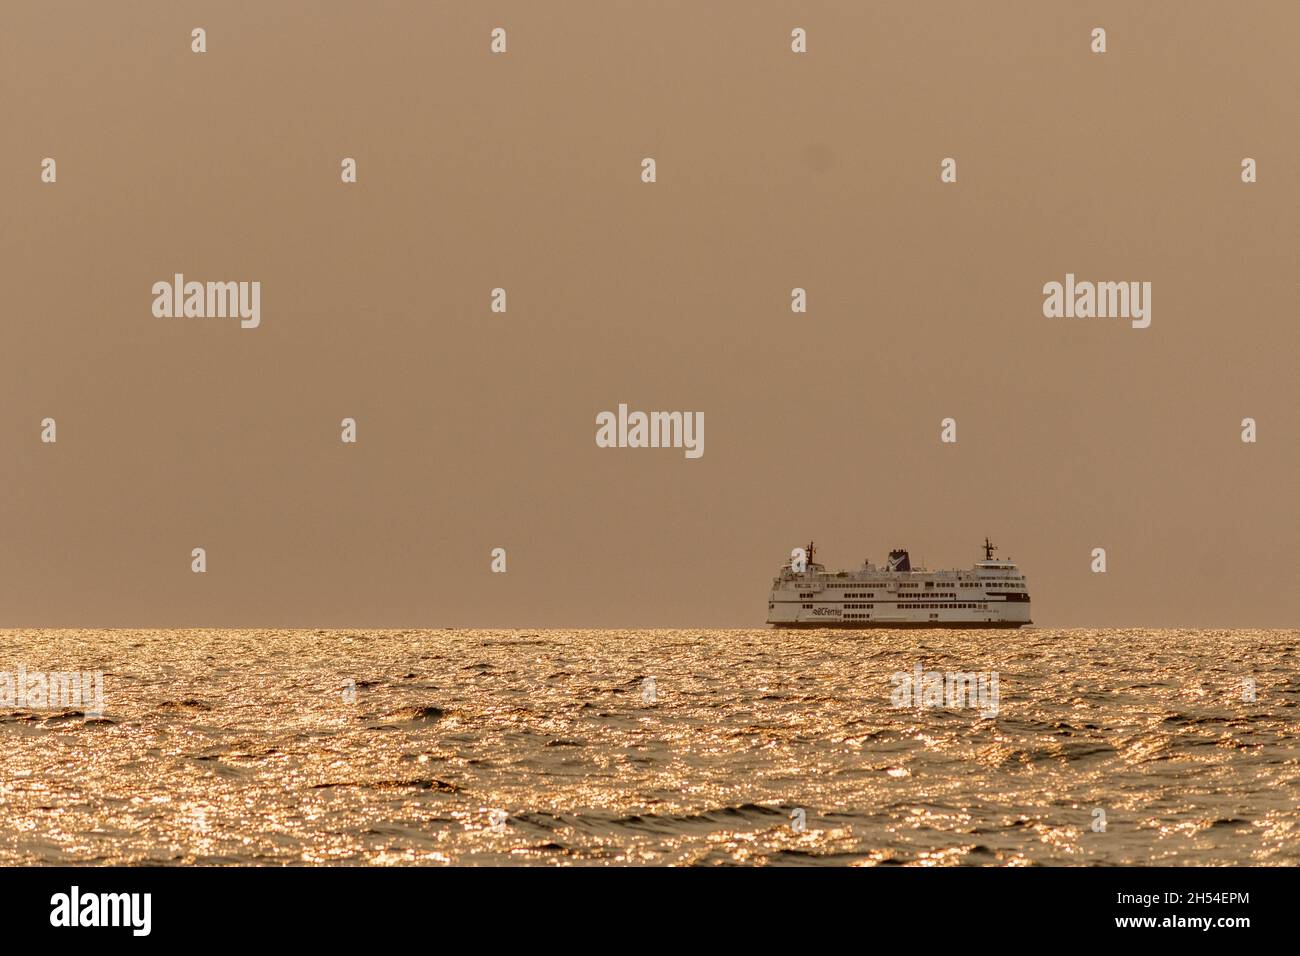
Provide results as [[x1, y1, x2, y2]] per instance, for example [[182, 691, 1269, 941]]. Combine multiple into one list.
[[767, 539, 1031, 628]]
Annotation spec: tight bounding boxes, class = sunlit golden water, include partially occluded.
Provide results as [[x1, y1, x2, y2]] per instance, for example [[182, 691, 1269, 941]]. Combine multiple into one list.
[[1, 628, 1297, 865]]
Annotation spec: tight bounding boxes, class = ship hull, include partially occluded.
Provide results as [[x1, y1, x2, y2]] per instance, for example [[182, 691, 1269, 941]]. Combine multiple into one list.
[[771, 620, 1031, 630]]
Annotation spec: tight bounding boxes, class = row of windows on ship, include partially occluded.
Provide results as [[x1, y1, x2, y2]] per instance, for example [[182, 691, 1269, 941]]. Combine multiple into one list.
[[816, 574, 1019, 582], [804, 580, 1023, 589], [841, 611, 970, 620], [800, 602, 990, 610], [798, 589, 1026, 599], [806, 580, 1019, 587]]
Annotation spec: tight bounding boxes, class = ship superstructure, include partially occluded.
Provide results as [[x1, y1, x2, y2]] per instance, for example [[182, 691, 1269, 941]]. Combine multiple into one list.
[[767, 538, 1031, 628]]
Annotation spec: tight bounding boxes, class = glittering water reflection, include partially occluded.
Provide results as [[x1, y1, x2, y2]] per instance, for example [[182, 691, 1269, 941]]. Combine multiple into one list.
[[1, 628, 1296, 865]]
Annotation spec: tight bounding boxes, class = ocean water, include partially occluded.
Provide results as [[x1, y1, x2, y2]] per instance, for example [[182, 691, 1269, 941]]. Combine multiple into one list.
[[1, 628, 1296, 866]]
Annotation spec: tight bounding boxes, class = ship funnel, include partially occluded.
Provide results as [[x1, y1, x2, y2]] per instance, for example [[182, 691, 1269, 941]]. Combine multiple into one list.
[[887, 549, 911, 572]]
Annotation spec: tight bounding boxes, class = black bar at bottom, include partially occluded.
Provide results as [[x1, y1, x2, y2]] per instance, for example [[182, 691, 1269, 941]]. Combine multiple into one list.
[[0, 865, 1282, 942]]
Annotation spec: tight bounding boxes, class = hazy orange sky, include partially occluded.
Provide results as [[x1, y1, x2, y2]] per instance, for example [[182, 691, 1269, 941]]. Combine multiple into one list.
[[3, 1, 1298, 628]]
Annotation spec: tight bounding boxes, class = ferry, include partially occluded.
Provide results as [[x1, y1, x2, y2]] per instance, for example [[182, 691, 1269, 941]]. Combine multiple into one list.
[[767, 538, 1031, 628]]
